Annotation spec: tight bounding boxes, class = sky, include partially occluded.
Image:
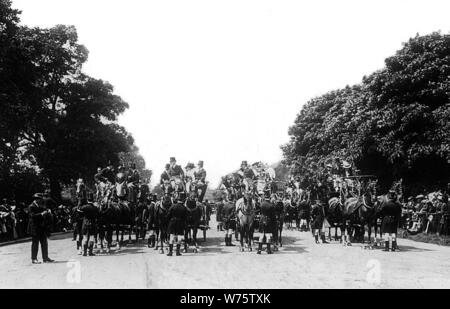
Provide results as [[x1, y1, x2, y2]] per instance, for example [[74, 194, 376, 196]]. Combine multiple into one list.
[[12, 0, 450, 187]]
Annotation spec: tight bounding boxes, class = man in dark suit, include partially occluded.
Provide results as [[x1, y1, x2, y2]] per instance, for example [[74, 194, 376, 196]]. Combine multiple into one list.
[[166, 192, 187, 256], [28, 193, 54, 264]]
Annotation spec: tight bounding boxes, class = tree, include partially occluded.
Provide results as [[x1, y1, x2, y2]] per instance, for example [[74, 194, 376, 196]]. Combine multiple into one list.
[[1, 1, 148, 201], [282, 32, 450, 194]]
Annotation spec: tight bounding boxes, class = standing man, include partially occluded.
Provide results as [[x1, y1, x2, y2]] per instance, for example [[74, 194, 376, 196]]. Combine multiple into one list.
[[257, 192, 277, 254], [79, 192, 99, 256], [310, 200, 327, 244], [28, 193, 54, 264], [216, 196, 224, 231], [381, 190, 402, 252], [194, 160, 207, 202], [222, 195, 236, 246], [166, 192, 187, 256]]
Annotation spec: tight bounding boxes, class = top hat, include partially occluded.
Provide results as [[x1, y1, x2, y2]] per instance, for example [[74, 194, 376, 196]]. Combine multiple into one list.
[[198, 160, 204, 166], [241, 161, 248, 166], [170, 157, 176, 162], [165, 163, 170, 169]]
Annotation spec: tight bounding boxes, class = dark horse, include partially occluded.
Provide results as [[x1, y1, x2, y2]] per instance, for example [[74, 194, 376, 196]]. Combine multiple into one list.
[[327, 195, 345, 242], [342, 180, 378, 247], [96, 182, 134, 252], [134, 183, 150, 242], [184, 192, 202, 253], [154, 194, 172, 254]]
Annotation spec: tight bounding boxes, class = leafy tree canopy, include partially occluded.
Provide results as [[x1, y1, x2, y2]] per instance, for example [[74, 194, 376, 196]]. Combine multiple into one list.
[[282, 32, 450, 195]]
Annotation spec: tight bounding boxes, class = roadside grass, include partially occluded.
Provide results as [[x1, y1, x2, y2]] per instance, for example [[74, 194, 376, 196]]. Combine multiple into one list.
[[398, 229, 450, 246]]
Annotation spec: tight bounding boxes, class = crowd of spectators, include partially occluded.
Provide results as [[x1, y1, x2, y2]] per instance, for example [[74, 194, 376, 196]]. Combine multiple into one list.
[[0, 197, 73, 243], [401, 191, 450, 236]]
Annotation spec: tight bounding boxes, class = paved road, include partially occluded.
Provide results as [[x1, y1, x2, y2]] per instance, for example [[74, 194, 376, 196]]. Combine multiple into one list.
[[1, 215, 450, 289]]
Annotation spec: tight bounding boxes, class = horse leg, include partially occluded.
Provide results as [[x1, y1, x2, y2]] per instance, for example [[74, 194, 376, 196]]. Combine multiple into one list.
[[159, 232, 164, 254], [183, 229, 189, 253], [239, 225, 245, 252], [248, 225, 253, 252], [155, 228, 161, 250], [135, 222, 140, 242], [106, 227, 112, 253], [279, 224, 283, 247], [193, 227, 198, 253]]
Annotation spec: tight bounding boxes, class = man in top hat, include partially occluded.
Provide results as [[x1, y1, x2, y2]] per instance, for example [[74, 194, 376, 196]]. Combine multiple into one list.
[[168, 157, 185, 192], [194, 160, 207, 202], [160, 163, 171, 185], [28, 193, 54, 264], [166, 192, 187, 256]]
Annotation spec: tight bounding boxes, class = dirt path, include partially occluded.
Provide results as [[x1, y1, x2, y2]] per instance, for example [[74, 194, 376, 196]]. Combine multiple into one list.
[[1, 215, 450, 289]]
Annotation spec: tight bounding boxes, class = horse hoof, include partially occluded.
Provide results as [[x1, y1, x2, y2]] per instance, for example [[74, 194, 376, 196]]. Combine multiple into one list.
[[194, 248, 198, 253], [159, 249, 164, 254], [183, 249, 188, 253], [249, 247, 252, 252]]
